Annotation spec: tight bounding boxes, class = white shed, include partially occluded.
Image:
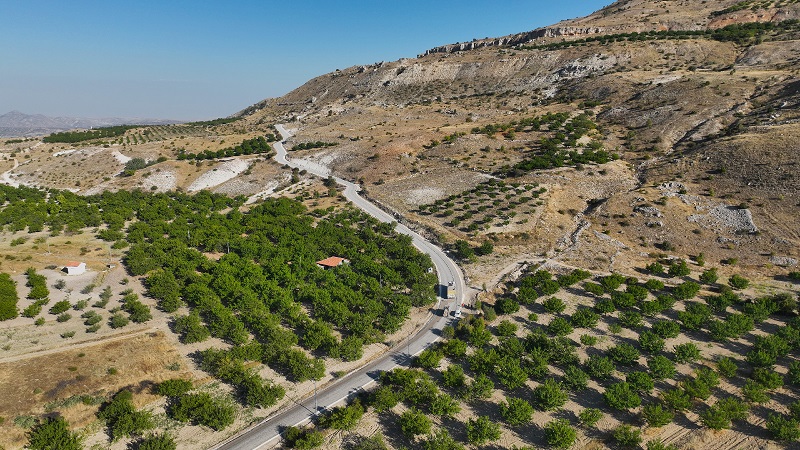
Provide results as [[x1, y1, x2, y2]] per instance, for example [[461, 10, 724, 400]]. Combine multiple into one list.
[[64, 261, 86, 275]]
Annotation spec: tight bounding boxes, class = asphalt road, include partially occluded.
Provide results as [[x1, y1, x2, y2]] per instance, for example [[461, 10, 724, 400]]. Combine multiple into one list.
[[214, 125, 466, 450]]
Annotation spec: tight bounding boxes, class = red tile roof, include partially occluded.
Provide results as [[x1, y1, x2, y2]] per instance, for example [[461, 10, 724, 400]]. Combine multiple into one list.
[[316, 256, 348, 267], [65, 261, 83, 267]]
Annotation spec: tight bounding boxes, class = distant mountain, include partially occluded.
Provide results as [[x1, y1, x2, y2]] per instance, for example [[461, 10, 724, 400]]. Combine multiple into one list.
[[0, 111, 182, 138]]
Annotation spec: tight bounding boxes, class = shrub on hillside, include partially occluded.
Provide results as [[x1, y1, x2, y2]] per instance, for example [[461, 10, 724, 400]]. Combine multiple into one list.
[[674, 343, 701, 363], [500, 397, 534, 426], [646, 262, 664, 275], [97, 390, 153, 441], [26, 417, 82, 450], [642, 403, 674, 427], [169, 392, 235, 430], [532, 379, 568, 411], [155, 379, 193, 397], [137, 434, 177, 450], [639, 331, 666, 354], [0, 273, 19, 321], [543, 297, 566, 314], [729, 274, 750, 290], [319, 399, 364, 430], [547, 317, 573, 336], [601, 274, 626, 292], [613, 425, 643, 448], [544, 419, 577, 449], [627, 371, 655, 393], [652, 320, 680, 339], [585, 355, 615, 379], [663, 388, 692, 411], [608, 343, 640, 366], [766, 414, 800, 441], [399, 409, 431, 437], [668, 260, 690, 277], [649, 356, 677, 380], [465, 416, 501, 445], [716, 357, 738, 378], [584, 282, 605, 297], [578, 408, 603, 428], [604, 382, 641, 410], [699, 268, 718, 284], [570, 308, 599, 328], [563, 365, 589, 391]]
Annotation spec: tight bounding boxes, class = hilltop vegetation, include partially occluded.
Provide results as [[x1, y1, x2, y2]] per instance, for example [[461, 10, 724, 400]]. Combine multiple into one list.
[[176, 136, 275, 160], [522, 20, 800, 50], [42, 125, 142, 143]]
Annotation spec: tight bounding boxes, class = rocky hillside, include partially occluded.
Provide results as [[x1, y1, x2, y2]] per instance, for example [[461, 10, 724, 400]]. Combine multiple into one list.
[[423, 0, 800, 54], [237, 0, 800, 278]]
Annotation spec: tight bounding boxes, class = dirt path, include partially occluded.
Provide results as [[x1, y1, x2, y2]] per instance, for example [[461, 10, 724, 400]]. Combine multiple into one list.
[[0, 157, 19, 187], [0, 326, 155, 364]]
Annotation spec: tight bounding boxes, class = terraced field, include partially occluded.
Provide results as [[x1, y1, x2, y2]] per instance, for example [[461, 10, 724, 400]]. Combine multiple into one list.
[[415, 180, 545, 236]]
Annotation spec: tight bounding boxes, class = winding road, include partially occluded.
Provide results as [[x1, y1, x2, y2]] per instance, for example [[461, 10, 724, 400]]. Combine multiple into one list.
[[214, 125, 467, 450]]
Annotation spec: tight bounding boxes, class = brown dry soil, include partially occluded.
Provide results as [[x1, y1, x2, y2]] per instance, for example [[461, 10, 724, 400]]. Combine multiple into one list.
[[0, 330, 192, 449]]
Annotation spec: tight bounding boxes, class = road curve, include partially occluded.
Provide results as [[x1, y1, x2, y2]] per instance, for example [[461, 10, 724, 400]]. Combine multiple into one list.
[[214, 125, 466, 450]]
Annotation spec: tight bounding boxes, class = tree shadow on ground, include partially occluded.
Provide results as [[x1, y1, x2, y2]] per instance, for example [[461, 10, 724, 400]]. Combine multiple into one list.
[[376, 410, 411, 449]]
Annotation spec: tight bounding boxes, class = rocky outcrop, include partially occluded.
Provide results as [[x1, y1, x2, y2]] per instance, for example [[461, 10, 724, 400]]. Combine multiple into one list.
[[709, 6, 800, 29], [770, 256, 798, 267], [422, 27, 605, 55], [421, 0, 800, 56]]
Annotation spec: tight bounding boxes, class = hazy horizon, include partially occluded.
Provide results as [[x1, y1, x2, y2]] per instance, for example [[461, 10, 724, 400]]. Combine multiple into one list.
[[1, 0, 610, 121]]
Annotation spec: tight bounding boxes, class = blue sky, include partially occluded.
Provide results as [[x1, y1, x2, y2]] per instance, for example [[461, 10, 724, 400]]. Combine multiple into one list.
[[1, 1, 611, 120]]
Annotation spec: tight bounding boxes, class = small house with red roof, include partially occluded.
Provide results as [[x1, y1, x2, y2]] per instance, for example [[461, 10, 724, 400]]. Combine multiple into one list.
[[64, 261, 86, 275], [316, 256, 350, 269]]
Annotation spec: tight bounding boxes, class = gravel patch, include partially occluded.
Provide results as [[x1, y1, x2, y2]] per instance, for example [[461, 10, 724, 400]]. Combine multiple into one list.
[[188, 159, 252, 192], [688, 205, 758, 234], [593, 230, 628, 248], [53, 149, 77, 157], [407, 187, 445, 206], [634, 205, 662, 217], [112, 150, 131, 164], [770, 256, 798, 267], [244, 179, 286, 204], [142, 170, 177, 193], [660, 182, 758, 234], [0, 158, 20, 187]]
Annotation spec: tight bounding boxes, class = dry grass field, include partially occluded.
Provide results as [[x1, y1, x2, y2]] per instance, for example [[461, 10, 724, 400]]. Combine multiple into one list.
[[0, 330, 191, 449]]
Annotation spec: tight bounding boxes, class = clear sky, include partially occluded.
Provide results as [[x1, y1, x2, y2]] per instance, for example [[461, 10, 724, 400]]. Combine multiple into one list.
[[1, 1, 611, 121]]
